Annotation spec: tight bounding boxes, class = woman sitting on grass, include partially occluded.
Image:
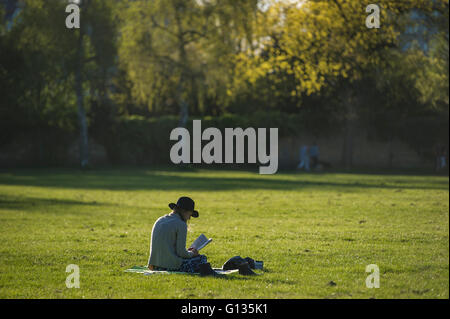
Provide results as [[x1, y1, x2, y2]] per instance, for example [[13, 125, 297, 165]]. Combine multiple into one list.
[[147, 197, 211, 273]]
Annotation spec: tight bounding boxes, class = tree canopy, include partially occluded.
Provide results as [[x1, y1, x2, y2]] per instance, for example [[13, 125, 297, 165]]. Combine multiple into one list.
[[0, 0, 448, 166]]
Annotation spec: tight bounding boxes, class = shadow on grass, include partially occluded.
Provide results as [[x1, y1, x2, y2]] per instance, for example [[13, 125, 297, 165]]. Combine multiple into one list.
[[0, 194, 107, 213], [134, 271, 263, 281], [0, 167, 448, 192]]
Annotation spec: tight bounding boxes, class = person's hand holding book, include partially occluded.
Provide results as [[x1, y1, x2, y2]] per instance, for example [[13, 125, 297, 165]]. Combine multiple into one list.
[[188, 247, 199, 256]]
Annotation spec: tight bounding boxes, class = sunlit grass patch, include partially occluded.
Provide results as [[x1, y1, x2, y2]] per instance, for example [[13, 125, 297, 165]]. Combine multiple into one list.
[[0, 168, 448, 298]]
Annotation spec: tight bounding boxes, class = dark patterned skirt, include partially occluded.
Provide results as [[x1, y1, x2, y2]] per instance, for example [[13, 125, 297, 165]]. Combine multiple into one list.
[[178, 254, 208, 273]]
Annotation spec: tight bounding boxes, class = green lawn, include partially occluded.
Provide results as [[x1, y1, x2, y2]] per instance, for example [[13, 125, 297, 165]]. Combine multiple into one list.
[[0, 168, 448, 299]]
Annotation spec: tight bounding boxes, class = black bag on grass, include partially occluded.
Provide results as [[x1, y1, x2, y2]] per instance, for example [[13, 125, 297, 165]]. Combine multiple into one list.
[[222, 256, 262, 270]]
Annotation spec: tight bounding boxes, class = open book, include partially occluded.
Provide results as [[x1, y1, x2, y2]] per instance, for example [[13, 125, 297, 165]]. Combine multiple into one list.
[[190, 233, 212, 251]]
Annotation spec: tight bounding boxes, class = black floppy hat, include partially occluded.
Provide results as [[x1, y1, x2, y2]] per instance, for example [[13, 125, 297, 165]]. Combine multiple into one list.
[[169, 196, 199, 218]]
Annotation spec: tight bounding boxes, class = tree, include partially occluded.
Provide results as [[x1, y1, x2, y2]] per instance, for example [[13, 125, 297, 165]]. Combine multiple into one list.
[[1, 0, 80, 163], [71, 0, 117, 168], [230, 0, 449, 168], [117, 0, 260, 124], [3, 0, 117, 167]]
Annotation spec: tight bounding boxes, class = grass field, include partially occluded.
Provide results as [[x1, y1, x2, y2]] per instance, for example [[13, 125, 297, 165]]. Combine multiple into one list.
[[0, 167, 448, 299]]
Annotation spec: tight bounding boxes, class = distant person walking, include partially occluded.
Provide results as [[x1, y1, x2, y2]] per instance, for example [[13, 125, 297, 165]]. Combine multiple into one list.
[[439, 146, 448, 171], [309, 142, 319, 169], [297, 145, 310, 171], [434, 144, 448, 172], [434, 144, 441, 172]]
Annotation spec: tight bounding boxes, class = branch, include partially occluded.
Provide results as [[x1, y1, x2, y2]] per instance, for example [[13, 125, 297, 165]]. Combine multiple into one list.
[[84, 56, 97, 64], [182, 29, 209, 42], [331, 0, 350, 24], [150, 15, 178, 38]]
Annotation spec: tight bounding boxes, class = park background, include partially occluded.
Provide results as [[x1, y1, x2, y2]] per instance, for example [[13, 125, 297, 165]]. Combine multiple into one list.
[[0, 0, 448, 169], [0, 0, 449, 299]]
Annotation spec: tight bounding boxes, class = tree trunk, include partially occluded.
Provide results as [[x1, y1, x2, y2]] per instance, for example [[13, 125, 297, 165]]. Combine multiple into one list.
[[36, 82, 44, 165], [175, 5, 189, 128], [342, 90, 355, 170], [388, 136, 394, 168], [75, 25, 89, 168], [177, 67, 189, 128], [343, 120, 354, 169], [178, 96, 189, 128]]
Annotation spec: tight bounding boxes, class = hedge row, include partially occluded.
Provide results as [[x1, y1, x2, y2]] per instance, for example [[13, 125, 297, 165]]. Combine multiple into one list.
[[97, 112, 318, 165]]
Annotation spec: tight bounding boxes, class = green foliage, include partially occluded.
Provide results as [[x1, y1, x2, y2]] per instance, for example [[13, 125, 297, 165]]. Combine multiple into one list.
[[117, 0, 261, 115], [229, 0, 447, 96], [0, 0, 118, 155], [106, 115, 180, 164], [0, 1, 77, 153], [0, 0, 448, 166], [415, 35, 449, 110]]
